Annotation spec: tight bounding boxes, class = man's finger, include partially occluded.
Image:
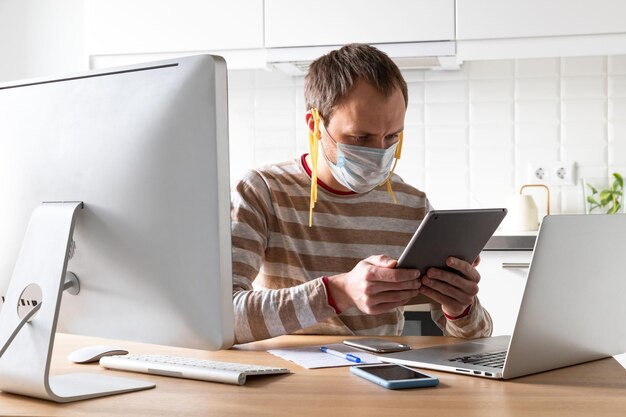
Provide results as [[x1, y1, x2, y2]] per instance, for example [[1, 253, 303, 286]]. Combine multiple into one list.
[[421, 276, 474, 306], [370, 279, 421, 293], [372, 266, 421, 283], [366, 254, 397, 268], [419, 286, 464, 313], [446, 257, 481, 282], [426, 268, 478, 295], [368, 289, 420, 306]]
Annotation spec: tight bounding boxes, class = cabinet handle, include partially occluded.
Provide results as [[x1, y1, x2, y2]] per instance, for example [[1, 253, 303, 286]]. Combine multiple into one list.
[[501, 262, 530, 269]]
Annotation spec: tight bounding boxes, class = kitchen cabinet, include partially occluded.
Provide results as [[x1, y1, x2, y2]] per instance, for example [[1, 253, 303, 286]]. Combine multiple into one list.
[[456, 0, 626, 60], [477, 250, 532, 336], [84, 0, 264, 56], [264, 0, 454, 48], [457, 0, 626, 40]]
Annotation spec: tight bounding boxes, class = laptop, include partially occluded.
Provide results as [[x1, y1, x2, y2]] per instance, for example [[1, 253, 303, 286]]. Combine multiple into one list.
[[381, 214, 626, 379]]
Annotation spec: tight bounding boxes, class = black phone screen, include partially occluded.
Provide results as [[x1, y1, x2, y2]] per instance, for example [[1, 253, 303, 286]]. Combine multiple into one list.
[[360, 365, 431, 380]]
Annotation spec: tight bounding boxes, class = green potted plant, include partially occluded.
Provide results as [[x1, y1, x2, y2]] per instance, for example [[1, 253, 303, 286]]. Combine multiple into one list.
[[583, 173, 623, 214]]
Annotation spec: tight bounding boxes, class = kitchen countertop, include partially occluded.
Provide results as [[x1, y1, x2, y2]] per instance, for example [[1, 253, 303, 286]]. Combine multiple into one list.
[[484, 229, 537, 251]]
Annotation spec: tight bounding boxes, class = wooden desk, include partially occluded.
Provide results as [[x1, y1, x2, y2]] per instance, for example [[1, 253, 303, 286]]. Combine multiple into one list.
[[1, 333, 625, 417]]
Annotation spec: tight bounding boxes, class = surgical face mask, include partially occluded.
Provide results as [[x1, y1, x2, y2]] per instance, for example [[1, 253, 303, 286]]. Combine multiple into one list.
[[306, 107, 403, 227], [321, 126, 398, 193]]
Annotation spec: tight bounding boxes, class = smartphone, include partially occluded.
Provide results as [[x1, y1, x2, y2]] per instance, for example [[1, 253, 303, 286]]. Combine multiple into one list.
[[343, 338, 411, 353], [350, 364, 439, 389]]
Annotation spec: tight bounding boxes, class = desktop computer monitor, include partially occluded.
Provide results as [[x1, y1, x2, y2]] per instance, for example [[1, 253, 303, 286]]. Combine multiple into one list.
[[0, 55, 234, 352]]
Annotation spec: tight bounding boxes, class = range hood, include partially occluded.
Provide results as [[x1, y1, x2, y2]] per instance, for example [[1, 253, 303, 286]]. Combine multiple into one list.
[[266, 41, 460, 76]]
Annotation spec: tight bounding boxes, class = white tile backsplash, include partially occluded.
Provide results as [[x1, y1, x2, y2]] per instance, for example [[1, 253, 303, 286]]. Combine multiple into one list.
[[470, 102, 514, 124], [516, 100, 560, 123], [563, 99, 606, 122], [471, 169, 514, 197], [515, 58, 560, 78], [469, 60, 514, 79], [426, 147, 468, 168], [515, 78, 560, 100], [407, 82, 425, 103], [470, 79, 514, 102], [609, 123, 626, 166], [400, 146, 425, 169], [609, 98, 626, 121], [562, 76, 606, 99], [608, 76, 626, 97], [425, 80, 467, 102], [561, 56, 606, 76], [471, 147, 515, 170], [401, 69, 426, 82], [608, 55, 626, 74], [609, 122, 626, 144], [562, 123, 606, 147], [402, 126, 425, 147], [426, 125, 468, 147], [516, 124, 560, 147], [425, 102, 468, 125], [405, 103, 425, 124], [228, 56, 626, 213], [563, 144, 608, 166], [470, 125, 514, 147]]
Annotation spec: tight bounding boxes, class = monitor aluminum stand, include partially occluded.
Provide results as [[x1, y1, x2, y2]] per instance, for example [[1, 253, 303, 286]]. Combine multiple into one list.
[[0, 202, 155, 402]]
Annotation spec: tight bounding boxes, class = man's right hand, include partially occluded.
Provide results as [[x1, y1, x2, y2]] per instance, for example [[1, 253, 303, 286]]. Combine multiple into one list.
[[327, 255, 421, 315]]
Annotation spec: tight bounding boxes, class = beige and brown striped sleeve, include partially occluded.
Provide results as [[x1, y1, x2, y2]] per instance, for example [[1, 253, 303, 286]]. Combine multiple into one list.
[[430, 297, 493, 339], [231, 171, 336, 344]]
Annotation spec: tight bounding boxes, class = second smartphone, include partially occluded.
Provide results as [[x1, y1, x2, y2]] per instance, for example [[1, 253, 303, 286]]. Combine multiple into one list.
[[343, 338, 411, 353], [350, 363, 439, 389]]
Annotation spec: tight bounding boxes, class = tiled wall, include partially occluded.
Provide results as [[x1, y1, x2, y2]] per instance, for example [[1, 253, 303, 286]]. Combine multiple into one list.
[[228, 55, 626, 215]]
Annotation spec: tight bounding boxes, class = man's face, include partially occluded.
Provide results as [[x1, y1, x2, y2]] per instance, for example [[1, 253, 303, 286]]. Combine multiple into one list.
[[322, 80, 406, 164]]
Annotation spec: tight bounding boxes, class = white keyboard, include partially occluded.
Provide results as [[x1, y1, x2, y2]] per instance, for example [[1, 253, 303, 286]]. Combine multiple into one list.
[[100, 354, 290, 386]]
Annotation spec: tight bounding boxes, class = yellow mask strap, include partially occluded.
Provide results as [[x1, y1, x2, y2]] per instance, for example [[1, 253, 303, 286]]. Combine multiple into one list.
[[384, 131, 403, 205], [308, 108, 321, 227]]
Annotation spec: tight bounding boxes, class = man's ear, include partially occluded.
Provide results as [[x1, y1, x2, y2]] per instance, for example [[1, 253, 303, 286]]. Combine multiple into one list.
[[305, 110, 315, 134]]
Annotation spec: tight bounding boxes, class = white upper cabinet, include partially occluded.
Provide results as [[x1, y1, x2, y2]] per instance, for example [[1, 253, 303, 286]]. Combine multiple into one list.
[[264, 0, 455, 48], [457, 0, 626, 40], [456, 0, 626, 60], [85, 0, 264, 55]]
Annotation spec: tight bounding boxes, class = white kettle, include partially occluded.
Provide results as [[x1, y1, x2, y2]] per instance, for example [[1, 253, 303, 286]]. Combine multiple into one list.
[[504, 184, 550, 231]]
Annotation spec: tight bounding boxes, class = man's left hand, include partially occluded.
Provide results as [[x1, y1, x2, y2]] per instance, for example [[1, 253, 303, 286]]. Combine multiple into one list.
[[418, 255, 481, 318]]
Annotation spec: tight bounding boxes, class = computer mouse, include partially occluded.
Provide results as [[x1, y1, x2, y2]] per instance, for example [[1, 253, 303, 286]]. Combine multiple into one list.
[[67, 345, 129, 364]]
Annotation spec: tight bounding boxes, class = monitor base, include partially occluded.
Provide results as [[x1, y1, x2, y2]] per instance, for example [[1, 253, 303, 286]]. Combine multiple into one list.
[[0, 202, 155, 402], [48, 373, 154, 403]]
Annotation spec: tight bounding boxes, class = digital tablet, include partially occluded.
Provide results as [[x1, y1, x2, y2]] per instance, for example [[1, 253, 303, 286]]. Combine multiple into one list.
[[397, 208, 507, 305]]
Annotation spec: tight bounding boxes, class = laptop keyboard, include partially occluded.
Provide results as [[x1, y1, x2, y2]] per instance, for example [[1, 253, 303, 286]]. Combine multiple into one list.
[[448, 350, 507, 368]]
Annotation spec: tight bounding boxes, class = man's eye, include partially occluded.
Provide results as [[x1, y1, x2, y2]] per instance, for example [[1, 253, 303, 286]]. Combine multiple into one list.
[[353, 136, 369, 143]]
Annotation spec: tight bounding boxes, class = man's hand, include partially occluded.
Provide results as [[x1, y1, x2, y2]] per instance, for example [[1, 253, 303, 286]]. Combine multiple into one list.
[[327, 255, 421, 314], [419, 256, 481, 318]]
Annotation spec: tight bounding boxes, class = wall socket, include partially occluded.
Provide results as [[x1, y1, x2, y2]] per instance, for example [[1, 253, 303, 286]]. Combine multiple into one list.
[[527, 161, 577, 186]]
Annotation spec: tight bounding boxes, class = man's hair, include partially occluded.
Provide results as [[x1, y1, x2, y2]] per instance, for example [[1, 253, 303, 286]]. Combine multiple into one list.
[[304, 43, 408, 124]]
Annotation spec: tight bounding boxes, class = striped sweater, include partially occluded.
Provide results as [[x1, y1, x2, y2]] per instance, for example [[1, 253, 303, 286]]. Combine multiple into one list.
[[231, 155, 493, 344]]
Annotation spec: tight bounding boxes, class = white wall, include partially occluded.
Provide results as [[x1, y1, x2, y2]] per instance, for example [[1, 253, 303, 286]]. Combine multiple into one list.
[[228, 56, 626, 216], [0, 0, 84, 82]]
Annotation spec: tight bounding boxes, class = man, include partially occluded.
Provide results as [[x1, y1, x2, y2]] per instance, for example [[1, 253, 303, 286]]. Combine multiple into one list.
[[231, 44, 492, 344]]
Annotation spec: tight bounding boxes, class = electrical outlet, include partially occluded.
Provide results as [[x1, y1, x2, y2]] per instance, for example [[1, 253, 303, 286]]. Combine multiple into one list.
[[553, 162, 576, 185], [528, 161, 577, 186]]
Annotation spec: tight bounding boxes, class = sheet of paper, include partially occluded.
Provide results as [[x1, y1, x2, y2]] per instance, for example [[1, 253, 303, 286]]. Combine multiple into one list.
[[267, 343, 383, 369]]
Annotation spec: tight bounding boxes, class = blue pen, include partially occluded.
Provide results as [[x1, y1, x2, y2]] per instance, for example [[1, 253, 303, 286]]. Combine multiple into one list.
[[320, 346, 361, 363]]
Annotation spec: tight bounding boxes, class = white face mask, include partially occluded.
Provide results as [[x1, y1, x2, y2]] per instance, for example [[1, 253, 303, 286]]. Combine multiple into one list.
[[321, 132, 398, 193]]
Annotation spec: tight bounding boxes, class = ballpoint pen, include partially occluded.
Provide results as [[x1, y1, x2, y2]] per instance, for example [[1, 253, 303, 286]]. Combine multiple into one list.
[[320, 346, 362, 363]]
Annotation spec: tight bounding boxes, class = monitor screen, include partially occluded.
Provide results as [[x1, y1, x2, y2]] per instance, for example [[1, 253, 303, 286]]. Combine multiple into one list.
[[0, 55, 234, 350]]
